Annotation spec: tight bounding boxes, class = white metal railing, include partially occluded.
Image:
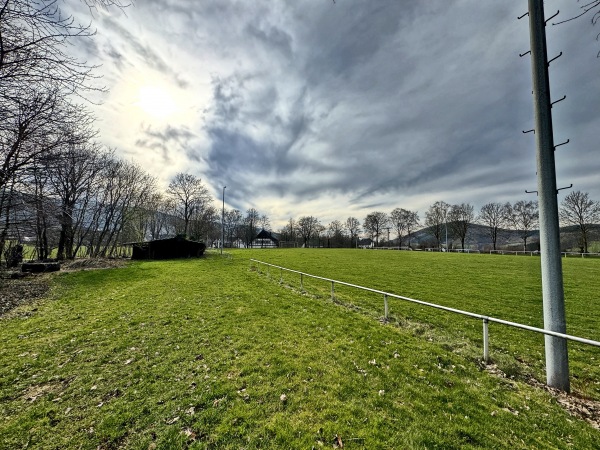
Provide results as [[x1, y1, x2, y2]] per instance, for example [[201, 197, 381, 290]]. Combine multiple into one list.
[[561, 251, 600, 258], [489, 250, 600, 258], [363, 247, 600, 257], [250, 259, 600, 364], [489, 250, 540, 256]]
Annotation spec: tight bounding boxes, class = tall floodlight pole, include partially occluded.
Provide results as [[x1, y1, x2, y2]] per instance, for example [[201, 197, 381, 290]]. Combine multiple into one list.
[[527, 0, 569, 392], [444, 210, 448, 252], [221, 186, 226, 255]]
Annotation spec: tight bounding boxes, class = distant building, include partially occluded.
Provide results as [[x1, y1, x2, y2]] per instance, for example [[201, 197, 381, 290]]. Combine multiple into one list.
[[358, 238, 374, 248], [252, 229, 280, 248]]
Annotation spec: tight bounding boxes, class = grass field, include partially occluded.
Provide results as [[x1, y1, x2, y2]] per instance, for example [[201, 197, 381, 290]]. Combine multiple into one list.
[[244, 249, 600, 396], [1, 249, 599, 449]]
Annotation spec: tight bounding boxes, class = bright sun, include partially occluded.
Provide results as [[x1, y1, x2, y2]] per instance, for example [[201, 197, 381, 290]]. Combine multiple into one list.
[[137, 85, 177, 119]]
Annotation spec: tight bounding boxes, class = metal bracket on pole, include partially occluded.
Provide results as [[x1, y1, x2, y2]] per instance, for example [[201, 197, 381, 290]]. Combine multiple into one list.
[[545, 10, 560, 25], [520, 50, 532, 57], [522, 129, 535, 134], [551, 95, 566, 107], [547, 52, 562, 66], [518, 11, 529, 19], [525, 189, 538, 195], [557, 184, 573, 194], [554, 139, 569, 150]]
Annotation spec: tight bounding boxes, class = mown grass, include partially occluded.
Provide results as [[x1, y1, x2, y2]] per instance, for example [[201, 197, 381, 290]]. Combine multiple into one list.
[[0, 250, 598, 449], [244, 249, 600, 399]]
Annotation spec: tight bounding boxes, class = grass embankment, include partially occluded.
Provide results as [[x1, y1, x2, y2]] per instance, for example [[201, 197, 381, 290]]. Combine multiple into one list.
[[0, 251, 598, 448]]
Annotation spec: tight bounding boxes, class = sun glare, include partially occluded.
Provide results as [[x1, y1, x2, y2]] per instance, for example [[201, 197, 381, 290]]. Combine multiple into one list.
[[137, 85, 177, 119]]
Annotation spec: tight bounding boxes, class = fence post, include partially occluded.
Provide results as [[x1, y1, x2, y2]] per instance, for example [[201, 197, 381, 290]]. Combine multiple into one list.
[[384, 294, 389, 319], [280, 268, 283, 284], [331, 281, 335, 301], [483, 318, 490, 364], [300, 273, 304, 292]]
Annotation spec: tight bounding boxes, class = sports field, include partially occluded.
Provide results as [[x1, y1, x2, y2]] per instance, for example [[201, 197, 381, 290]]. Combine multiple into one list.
[[1, 249, 599, 448]]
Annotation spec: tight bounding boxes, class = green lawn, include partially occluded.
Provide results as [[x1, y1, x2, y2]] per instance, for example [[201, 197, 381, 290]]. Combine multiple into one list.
[[1, 250, 599, 449], [244, 249, 600, 398]]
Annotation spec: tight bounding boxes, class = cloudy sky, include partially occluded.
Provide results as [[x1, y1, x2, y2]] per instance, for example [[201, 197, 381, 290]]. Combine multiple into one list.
[[66, 0, 599, 228]]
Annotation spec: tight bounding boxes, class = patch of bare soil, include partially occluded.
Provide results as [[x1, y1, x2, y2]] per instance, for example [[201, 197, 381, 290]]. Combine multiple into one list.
[[0, 274, 51, 317], [0, 258, 129, 318], [484, 363, 600, 430]]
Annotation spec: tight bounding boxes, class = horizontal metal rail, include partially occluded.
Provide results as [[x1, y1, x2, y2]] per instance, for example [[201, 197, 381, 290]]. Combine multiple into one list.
[[250, 259, 600, 363]]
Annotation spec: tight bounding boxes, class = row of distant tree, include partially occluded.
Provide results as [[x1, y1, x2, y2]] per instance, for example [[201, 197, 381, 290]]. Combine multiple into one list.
[[269, 192, 600, 253]]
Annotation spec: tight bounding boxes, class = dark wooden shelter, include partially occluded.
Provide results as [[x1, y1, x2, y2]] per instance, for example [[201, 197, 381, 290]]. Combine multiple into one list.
[[130, 236, 206, 260]]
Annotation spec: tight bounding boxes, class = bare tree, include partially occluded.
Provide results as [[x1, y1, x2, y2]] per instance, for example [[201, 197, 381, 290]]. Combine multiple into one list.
[[0, 92, 97, 256], [188, 203, 217, 243], [86, 157, 156, 257], [405, 210, 419, 248], [505, 200, 539, 251], [363, 211, 388, 247], [327, 220, 344, 248], [560, 190, 600, 253], [478, 202, 508, 251], [166, 173, 212, 237], [390, 208, 408, 247], [44, 142, 106, 260], [315, 223, 327, 247], [296, 216, 321, 247], [139, 193, 175, 241], [259, 214, 271, 231], [223, 209, 242, 248], [424, 201, 449, 250], [244, 208, 260, 247], [390, 208, 419, 248], [448, 203, 474, 250], [278, 217, 297, 244], [0, 0, 127, 94], [344, 216, 361, 248]]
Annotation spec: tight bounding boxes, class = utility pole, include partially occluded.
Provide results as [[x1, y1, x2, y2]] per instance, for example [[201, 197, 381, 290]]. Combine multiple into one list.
[[527, 0, 569, 392]]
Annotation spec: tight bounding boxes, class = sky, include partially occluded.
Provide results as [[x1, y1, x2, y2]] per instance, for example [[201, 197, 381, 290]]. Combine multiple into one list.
[[65, 0, 600, 229]]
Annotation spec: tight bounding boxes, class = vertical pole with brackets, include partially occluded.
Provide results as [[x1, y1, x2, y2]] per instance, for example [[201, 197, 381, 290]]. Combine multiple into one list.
[[527, 0, 570, 392]]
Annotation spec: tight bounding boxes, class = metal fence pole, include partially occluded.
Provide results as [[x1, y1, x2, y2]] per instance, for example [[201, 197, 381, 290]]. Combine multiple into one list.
[[331, 281, 335, 301], [384, 294, 389, 319], [300, 273, 304, 291], [483, 318, 489, 363], [280, 268, 283, 284]]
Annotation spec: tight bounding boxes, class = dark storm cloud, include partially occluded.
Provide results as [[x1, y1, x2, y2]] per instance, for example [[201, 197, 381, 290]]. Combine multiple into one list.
[[135, 125, 197, 165], [246, 22, 293, 59]]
